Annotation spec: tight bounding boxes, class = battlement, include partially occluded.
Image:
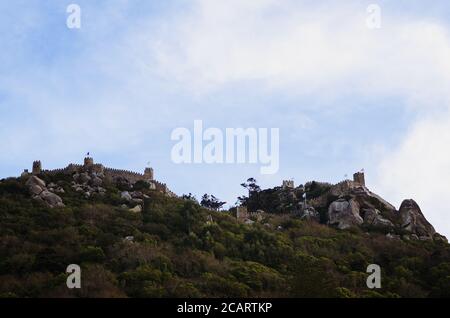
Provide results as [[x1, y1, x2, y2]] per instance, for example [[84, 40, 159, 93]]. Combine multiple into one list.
[[353, 171, 365, 186], [104, 168, 146, 183], [41, 163, 84, 175], [43, 168, 70, 175], [144, 167, 154, 180], [282, 180, 294, 189], [32, 161, 42, 175], [26, 157, 175, 196], [84, 157, 94, 166]]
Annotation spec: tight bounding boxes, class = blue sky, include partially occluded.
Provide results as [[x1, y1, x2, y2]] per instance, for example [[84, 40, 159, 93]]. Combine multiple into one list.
[[1, 0, 450, 236]]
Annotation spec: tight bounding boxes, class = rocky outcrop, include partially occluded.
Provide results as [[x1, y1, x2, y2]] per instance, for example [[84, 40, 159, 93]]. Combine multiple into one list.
[[244, 177, 446, 242], [329, 181, 396, 214], [362, 208, 394, 231], [71, 171, 107, 198], [90, 175, 103, 187], [327, 198, 363, 230], [120, 191, 133, 201], [399, 199, 436, 239], [26, 176, 65, 208], [40, 190, 65, 208], [26, 176, 46, 189]]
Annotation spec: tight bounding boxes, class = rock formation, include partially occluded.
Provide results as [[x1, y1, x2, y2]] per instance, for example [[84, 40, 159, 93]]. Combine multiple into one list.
[[399, 199, 436, 239], [239, 173, 447, 242], [362, 208, 394, 231], [327, 198, 363, 230], [26, 176, 65, 208]]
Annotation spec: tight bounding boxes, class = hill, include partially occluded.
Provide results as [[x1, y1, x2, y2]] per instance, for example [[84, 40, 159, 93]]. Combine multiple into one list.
[[1, 159, 450, 298]]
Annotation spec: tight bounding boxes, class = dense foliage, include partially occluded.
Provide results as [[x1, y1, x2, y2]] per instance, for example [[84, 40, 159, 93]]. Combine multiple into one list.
[[1, 176, 450, 298]]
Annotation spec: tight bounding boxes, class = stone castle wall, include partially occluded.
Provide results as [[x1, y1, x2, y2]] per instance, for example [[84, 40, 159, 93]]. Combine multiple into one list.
[[103, 167, 147, 183], [28, 158, 175, 196], [353, 172, 365, 186]]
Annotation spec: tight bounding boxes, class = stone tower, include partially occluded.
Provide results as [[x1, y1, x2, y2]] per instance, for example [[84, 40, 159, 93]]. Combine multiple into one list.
[[353, 171, 365, 186], [32, 161, 42, 175], [144, 167, 154, 180], [84, 157, 94, 167], [282, 180, 295, 189]]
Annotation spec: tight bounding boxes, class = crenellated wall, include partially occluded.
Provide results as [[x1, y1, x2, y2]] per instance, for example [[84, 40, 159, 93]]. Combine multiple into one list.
[[104, 168, 148, 184], [27, 157, 176, 196], [353, 172, 365, 186]]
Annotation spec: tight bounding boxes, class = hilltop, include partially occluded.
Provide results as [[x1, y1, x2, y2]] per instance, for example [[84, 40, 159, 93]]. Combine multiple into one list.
[[237, 176, 447, 243], [0, 158, 449, 298]]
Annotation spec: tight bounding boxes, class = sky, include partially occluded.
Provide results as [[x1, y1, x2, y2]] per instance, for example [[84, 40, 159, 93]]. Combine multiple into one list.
[[1, 0, 450, 237]]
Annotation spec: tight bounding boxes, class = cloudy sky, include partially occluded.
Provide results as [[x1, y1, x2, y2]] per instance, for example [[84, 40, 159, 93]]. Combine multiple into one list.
[[1, 0, 450, 237]]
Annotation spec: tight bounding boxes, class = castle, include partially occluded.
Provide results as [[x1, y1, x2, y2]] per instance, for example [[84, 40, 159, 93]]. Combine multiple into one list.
[[23, 157, 175, 196], [353, 171, 365, 186], [236, 171, 367, 222], [282, 180, 295, 189]]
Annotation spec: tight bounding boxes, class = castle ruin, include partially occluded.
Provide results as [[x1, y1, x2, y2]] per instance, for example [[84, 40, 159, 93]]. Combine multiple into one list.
[[32, 161, 42, 175], [353, 171, 365, 186], [282, 180, 295, 189], [24, 156, 175, 196]]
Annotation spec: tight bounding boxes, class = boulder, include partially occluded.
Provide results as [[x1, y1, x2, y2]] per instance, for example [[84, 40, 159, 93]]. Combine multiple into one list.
[[74, 186, 83, 192], [26, 175, 65, 208], [78, 173, 91, 184], [115, 177, 132, 190], [90, 176, 103, 187], [131, 191, 144, 199], [26, 176, 46, 189], [362, 208, 394, 230], [32, 195, 44, 203], [121, 191, 132, 201], [399, 199, 435, 239], [40, 190, 65, 208], [55, 187, 65, 194], [29, 184, 44, 195], [327, 198, 363, 230]]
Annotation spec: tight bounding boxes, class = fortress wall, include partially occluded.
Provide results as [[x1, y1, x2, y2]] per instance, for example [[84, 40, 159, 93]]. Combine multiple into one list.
[[31, 159, 176, 196], [104, 168, 146, 184], [42, 168, 68, 175], [152, 180, 177, 197], [43, 163, 83, 175]]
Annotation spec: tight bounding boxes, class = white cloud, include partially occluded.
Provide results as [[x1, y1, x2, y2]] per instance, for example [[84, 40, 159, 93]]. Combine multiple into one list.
[[151, 0, 450, 104], [374, 113, 450, 237], [149, 0, 450, 236]]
